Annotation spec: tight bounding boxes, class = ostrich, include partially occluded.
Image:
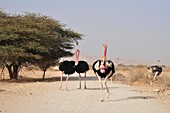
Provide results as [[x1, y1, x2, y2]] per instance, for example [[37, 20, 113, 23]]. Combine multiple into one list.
[[74, 49, 89, 89], [147, 65, 163, 86], [58, 58, 75, 90], [92, 44, 115, 102], [58, 49, 89, 90]]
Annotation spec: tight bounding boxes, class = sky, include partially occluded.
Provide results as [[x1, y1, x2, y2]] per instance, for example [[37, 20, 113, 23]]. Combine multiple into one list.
[[1, 0, 170, 65]]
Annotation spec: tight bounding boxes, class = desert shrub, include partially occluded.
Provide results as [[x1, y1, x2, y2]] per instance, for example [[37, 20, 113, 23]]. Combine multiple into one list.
[[163, 66, 170, 72], [136, 65, 147, 68], [112, 64, 170, 91], [117, 66, 133, 71], [112, 73, 126, 82], [156, 74, 170, 89], [128, 68, 148, 84], [113, 65, 149, 84]]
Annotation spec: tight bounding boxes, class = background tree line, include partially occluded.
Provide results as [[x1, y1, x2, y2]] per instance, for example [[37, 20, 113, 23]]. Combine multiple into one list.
[[0, 10, 83, 80]]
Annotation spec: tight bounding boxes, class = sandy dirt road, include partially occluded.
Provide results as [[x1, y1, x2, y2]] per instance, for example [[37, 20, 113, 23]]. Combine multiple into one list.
[[0, 74, 170, 113]]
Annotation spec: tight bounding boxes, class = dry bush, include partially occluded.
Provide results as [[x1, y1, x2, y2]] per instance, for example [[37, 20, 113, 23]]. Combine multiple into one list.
[[112, 73, 127, 83], [117, 66, 132, 71], [112, 65, 149, 85], [163, 66, 170, 72], [127, 67, 148, 84], [156, 74, 170, 90], [112, 64, 170, 92]]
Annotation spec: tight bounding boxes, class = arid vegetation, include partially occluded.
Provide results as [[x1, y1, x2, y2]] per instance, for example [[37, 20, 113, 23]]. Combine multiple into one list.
[[112, 65, 170, 90]]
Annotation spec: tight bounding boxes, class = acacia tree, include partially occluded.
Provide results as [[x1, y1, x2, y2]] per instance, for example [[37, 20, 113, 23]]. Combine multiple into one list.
[[37, 28, 82, 79], [0, 10, 82, 79]]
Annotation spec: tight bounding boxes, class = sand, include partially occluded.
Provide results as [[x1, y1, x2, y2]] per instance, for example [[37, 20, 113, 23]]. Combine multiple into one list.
[[0, 70, 170, 113]]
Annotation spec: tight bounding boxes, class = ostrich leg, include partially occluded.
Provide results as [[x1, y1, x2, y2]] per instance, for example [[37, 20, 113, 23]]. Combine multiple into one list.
[[97, 75, 104, 102], [84, 72, 87, 89], [66, 74, 70, 91], [104, 71, 112, 100], [153, 72, 159, 81], [59, 72, 63, 90], [78, 73, 82, 89], [149, 79, 153, 86]]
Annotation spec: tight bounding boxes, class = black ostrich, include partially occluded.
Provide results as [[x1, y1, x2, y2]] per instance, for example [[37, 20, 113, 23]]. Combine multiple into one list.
[[74, 49, 89, 89], [58, 59, 75, 90], [92, 44, 115, 102], [147, 65, 163, 86], [58, 49, 89, 90]]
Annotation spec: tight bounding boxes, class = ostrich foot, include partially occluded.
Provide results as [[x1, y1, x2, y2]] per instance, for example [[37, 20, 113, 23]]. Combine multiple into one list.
[[59, 86, 62, 90], [84, 86, 87, 89], [100, 99, 104, 102], [106, 92, 111, 101], [106, 92, 110, 99]]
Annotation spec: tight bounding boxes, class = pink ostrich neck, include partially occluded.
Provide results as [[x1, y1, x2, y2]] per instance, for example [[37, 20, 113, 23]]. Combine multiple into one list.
[[103, 44, 107, 60], [75, 49, 80, 63], [99, 44, 107, 73]]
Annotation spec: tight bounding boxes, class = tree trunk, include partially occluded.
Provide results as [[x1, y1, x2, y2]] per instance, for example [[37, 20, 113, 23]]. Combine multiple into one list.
[[5, 62, 21, 80], [0, 65, 5, 80], [13, 64, 19, 79], [42, 69, 47, 80], [42, 65, 48, 80], [5, 63, 13, 79]]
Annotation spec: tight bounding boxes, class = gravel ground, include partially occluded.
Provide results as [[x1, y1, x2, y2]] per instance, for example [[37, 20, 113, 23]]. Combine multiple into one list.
[[0, 71, 170, 113]]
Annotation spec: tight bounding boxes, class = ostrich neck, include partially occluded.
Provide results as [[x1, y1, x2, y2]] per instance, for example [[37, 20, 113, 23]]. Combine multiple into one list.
[[75, 50, 80, 63], [103, 44, 107, 60]]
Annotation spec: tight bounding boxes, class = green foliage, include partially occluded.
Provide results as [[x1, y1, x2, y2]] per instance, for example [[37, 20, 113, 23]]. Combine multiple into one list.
[[0, 10, 83, 79]]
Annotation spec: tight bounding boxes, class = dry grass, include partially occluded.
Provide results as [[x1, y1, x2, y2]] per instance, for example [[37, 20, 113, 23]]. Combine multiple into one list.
[[128, 67, 148, 84], [163, 66, 170, 72], [112, 65, 170, 89], [156, 74, 170, 90]]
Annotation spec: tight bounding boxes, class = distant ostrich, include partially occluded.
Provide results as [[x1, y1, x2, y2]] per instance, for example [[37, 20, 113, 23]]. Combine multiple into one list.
[[92, 44, 115, 102], [58, 59, 75, 90], [148, 65, 163, 86], [147, 60, 163, 86], [74, 49, 89, 89]]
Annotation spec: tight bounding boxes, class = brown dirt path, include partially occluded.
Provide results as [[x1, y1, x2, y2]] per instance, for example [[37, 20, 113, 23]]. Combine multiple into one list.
[[0, 71, 170, 113]]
